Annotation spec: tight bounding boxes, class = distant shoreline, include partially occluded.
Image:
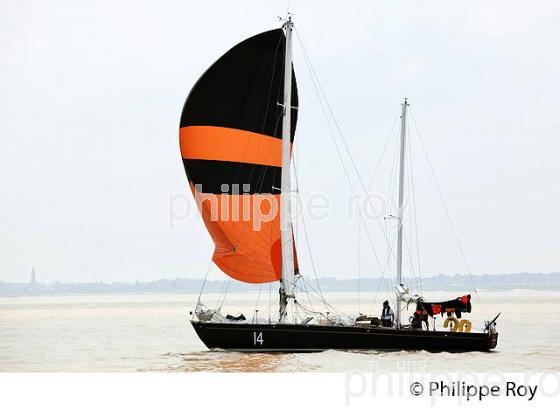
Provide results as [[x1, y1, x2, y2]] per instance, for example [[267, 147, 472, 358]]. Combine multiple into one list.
[[1, 272, 559, 297], [1, 288, 560, 300]]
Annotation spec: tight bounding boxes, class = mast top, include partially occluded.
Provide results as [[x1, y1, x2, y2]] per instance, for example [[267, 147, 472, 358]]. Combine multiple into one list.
[[281, 14, 294, 30]]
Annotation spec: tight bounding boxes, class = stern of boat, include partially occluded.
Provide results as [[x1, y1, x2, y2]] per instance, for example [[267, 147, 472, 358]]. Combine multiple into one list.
[[488, 331, 499, 350], [486, 315, 499, 350]]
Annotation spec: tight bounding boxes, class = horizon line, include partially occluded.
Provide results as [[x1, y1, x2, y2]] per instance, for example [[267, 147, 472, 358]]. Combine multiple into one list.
[[2, 271, 560, 285]]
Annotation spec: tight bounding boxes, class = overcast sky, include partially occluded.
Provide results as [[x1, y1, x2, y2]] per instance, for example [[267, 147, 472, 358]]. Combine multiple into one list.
[[1, 0, 559, 283]]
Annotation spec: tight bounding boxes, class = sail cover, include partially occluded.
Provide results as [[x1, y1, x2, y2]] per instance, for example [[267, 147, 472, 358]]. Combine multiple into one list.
[[179, 29, 299, 284]]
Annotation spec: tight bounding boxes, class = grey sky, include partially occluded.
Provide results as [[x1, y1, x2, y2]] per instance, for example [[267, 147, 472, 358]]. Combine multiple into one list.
[[1, 0, 559, 283]]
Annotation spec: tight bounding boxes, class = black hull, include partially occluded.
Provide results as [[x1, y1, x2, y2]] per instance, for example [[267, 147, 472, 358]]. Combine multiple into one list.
[[191, 321, 498, 353]]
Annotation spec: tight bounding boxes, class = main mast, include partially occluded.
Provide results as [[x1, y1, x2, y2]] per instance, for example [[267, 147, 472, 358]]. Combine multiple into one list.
[[395, 98, 408, 328], [279, 16, 295, 323]]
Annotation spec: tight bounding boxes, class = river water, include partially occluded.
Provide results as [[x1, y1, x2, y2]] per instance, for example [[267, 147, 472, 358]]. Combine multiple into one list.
[[1, 290, 558, 372]]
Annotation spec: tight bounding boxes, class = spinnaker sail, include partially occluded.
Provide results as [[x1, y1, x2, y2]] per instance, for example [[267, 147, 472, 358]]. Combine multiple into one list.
[[179, 29, 299, 283]]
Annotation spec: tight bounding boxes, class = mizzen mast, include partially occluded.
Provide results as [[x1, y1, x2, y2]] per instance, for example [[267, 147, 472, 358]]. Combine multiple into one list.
[[395, 98, 409, 328], [279, 16, 295, 323]]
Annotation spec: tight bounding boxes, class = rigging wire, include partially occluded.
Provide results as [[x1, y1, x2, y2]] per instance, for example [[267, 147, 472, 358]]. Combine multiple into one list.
[[253, 284, 263, 323], [358, 220, 361, 314], [217, 277, 231, 310], [372, 127, 401, 306], [396, 117, 422, 294], [372, 225, 394, 306], [292, 138, 345, 317], [196, 260, 214, 307], [294, 29, 396, 255], [408, 107, 484, 307], [299, 275, 348, 317], [297, 275, 316, 313], [292, 140, 346, 315], [362, 109, 403, 313], [407, 122, 423, 295], [268, 281, 272, 323], [213, 274, 228, 310], [294, 28, 386, 277], [403, 228, 419, 291], [367, 109, 402, 192]]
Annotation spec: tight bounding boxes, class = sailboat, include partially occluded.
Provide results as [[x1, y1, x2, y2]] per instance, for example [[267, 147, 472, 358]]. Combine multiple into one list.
[[179, 17, 499, 352]]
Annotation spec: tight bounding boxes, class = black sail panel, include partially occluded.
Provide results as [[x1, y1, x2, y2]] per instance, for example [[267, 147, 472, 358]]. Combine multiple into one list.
[[180, 28, 298, 140]]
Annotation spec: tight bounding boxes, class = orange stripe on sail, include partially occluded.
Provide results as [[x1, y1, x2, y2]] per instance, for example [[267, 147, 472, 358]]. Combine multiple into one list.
[[180, 125, 283, 167]]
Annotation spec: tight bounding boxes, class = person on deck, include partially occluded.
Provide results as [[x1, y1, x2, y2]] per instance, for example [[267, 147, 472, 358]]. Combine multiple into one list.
[[412, 303, 429, 330], [381, 300, 394, 327]]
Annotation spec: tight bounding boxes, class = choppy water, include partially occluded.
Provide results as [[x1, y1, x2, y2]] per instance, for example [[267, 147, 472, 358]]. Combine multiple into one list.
[[1, 290, 558, 372]]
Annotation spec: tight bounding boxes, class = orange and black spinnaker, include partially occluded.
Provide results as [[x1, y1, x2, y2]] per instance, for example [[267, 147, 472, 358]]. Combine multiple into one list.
[[179, 29, 299, 284]]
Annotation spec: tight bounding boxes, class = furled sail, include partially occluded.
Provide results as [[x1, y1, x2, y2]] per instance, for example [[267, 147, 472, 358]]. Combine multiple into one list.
[[179, 29, 299, 284]]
